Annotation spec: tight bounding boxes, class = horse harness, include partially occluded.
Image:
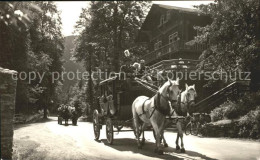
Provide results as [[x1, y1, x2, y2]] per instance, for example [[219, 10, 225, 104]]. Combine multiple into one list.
[[174, 88, 195, 116], [139, 91, 175, 119]]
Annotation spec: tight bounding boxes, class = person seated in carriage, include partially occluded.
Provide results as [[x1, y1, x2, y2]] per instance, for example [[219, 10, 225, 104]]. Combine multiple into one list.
[[132, 59, 153, 83], [120, 60, 136, 78], [120, 50, 136, 78]]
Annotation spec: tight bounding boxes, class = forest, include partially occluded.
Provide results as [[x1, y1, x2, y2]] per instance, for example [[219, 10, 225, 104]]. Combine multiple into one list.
[[0, 1, 259, 126]]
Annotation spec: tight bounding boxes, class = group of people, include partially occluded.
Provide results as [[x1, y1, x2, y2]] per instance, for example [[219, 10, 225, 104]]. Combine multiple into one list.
[[120, 59, 154, 83]]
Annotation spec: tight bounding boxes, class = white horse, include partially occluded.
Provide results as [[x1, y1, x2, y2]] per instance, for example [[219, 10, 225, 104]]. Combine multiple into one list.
[[162, 83, 197, 153], [132, 78, 180, 154]]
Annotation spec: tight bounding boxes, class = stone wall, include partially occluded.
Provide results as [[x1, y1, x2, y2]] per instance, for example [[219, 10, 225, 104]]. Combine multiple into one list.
[[0, 67, 17, 159]]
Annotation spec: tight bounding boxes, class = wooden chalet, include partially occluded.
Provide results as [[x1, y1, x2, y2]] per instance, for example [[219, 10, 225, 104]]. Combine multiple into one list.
[[136, 4, 211, 69], [135, 4, 250, 112]]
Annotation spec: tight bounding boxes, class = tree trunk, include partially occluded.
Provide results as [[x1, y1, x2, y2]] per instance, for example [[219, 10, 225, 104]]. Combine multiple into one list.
[[43, 107, 48, 119], [43, 91, 48, 119], [112, 3, 120, 72], [250, 0, 260, 92], [87, 50, 93, 114]]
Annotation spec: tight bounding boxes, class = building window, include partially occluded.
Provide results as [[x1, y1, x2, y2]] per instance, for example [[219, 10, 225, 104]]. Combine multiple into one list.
[[166, 11, 171, 21], [160, 15, 165, 25], [169, 32, 179, 43], [154, 40, 162, 50]]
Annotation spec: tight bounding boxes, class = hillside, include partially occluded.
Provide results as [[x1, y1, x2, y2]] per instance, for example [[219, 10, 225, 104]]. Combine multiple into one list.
[[62, 36, 85, 95]]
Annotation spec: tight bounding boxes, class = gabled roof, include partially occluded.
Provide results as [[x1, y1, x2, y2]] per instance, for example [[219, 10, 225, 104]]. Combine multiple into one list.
[[141, 4, 202, 30], [156, 4, 201, 14], [136, 4, 208, 43]]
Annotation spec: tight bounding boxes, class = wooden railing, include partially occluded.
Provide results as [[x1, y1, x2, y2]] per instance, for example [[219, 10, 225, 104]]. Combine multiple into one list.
[[150, 58, 200, 71], [143, 40, 207, 64], [194, 81, 250, 113]]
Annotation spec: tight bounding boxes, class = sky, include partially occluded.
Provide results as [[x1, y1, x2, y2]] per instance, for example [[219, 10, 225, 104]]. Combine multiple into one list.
[[55, 1, 213, 37]]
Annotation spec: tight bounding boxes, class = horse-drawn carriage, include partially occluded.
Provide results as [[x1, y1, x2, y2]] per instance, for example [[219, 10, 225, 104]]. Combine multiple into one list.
[[92, 70, 208, 154], [93, 76, 154, 144]]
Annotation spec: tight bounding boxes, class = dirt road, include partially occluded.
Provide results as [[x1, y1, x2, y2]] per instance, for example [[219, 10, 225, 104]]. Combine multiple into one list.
[[13, 117, 260, 160]]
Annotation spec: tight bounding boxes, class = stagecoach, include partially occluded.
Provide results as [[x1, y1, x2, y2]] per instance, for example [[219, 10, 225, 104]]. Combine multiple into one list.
[[92, 69, 209, 154], [92, 75, 154, 144]]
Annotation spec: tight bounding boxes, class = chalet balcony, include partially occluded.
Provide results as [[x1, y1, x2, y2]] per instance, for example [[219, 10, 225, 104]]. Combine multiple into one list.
[[150, 58, 200, 71], [142, 40, 207, 65]]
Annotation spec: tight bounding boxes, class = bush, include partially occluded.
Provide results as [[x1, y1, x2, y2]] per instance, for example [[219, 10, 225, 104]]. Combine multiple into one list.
[[237, 106, 260, 139], [238, 91, 260, 113], [211, 105, 226, 122], [210, 100, 237, 121], [211, 91, 260, 122]]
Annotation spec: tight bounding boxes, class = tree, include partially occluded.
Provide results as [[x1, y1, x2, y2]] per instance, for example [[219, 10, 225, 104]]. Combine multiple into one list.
[[0, 2, 64, 116], [193, 0, 259, 89], [73, 2, 151, 113], [0, 2, 42, 114], [28, 2, 64, 118], [73, 30, 99, 113], [77, 1, 151, 71]]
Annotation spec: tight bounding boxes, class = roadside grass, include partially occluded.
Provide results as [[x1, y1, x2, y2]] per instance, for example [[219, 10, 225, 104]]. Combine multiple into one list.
[[12, 139, 47, 160]]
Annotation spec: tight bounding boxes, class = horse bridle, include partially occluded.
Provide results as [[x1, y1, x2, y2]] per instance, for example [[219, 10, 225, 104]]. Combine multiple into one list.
[[148, 82, 179, 118], [181, 88, 196, 107], [165, 80, 180, 104]]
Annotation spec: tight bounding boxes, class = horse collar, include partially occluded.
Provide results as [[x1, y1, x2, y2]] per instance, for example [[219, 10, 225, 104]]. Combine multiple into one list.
[[153, 92, 171, 116]]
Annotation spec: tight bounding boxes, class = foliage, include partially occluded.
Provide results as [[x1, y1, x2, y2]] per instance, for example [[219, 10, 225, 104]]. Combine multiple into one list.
[[74, 1, 151, 71], [210, 102, 227, 122], [237, 106, 260, 139], [0, 2, 64, 116], [194, 0, 259, 73], [211, 91, 260, 121], [72, 2, 151, 113], [0, 2, 42, 29], [28, 2, 64, 117]]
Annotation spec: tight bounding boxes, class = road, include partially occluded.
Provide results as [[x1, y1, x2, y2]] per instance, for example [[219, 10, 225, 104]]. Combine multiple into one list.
[[13, 117, 260, 160]]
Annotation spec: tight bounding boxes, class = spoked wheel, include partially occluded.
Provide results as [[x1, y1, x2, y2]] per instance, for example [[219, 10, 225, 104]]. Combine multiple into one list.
[[185, 123, 191, 135], [106, 118, 114, 145], [196, 123, 202, 136], [93, 109, 100, 140], [191, 122, 198, 135]]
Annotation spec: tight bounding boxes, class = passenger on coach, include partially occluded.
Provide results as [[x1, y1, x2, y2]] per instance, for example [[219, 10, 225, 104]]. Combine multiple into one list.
[[120, 60, 135, 78]]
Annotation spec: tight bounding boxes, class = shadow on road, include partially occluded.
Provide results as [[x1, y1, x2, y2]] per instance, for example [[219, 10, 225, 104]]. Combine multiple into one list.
[[101, 138, 216, 160]]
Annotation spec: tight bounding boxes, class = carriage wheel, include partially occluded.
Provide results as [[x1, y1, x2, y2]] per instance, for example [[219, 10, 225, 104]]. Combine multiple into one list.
[[93, 109, 100, 140], [185, 123, 191, 135], [191, 122, 198, 135], [196, 123, 202, 136], [106, 118, 114, 145]]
